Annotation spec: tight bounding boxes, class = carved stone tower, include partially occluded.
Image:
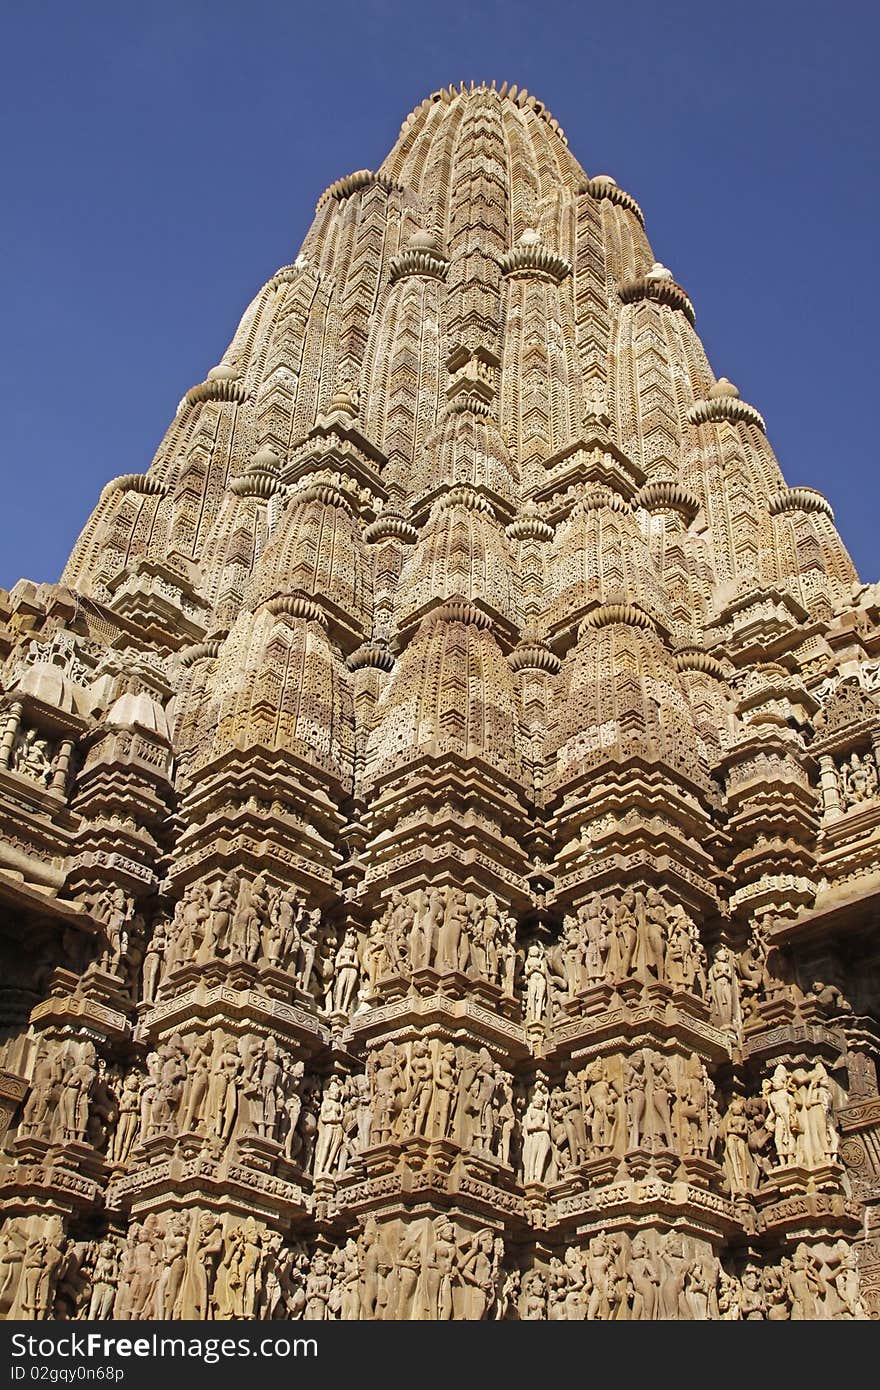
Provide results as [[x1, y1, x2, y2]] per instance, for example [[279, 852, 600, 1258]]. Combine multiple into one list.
[[1, 82, 879, 1321]]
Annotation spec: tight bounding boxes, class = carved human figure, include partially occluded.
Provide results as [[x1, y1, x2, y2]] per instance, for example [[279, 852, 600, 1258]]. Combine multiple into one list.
[[20, 1048, 65, 1140], [395, 1224, 424, 1319], [524, 942, 548, 1022], [330, 929, 360, 1015], [18, 1221, 66, 1318], [154, 1213, 189, 1319], [435, 888, 466, 973], [764, 1065, 797, 1165], [400, 1038, 433, 1138], [648, 1052, 675, 1149], [265, 888, 300, 971], [580, 896, 608, 983], [494, 1065, 515, 1166], [314, 1075, 346, 1178], [788, 1245, 824, 1319], [12, 727, 53, 785], [234, 874, 268, 963], [142, 919, 168, 1004], [205, 1047, 240, 1148], [520, 1269, 547, 1320], [637, 887, 668, 982], [708, 945, 741, 1031], [421, 888, 446, 970], [629, 1233, 661, 1321], [369, 1044, 406, 1145], [303, 1251, 333, 1320], [57, 1043, 97, 1144], [499, 916, 517, 996], [406, 890, 430, 971], [583, 1060, 621, 1153], [188, 1214, 224, 1319], [609, 888, 639, 979], [428, 1042, 457, 1141], [96, 887, 131, 972], [153, 1035, 188, 1137], [297, 909, 323, 995], [555, 914, 580, 1001], [179, 1035, 214, 1134], [253, 1035, 283, 1140], [585, 1233, 616, 1320], [279, 1058, 305, 1162], [482, 894, 503, 983], [357, 1217, 381, 1319], [796, 1061, 839, 1167], [841, 749, 879, 808], [624, 1054, 648, 1150], [462, 1048, 497, 1156], [829, 1240, 864, 1318], [171, 883, 209, 970], [522, 1079, 552, 1184], [337, 1238, 361, 1320], [675, 1053, 712, 1157], [557, 1072, 585, 1167], [762, 1264, 791, 1320], [87, 1239, 120, 1320], [381, 893, 411, 976], [87, 1058, 119, 1153], [423, 1217, 456, 1320], [719, 1094, 754, 1195], [203, 873, 238, 960], [739, 1264, 766, 1320], [459, 1228, 499, 1320]]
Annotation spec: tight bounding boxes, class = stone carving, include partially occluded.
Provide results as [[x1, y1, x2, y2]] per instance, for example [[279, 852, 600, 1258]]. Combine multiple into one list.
[[762, 1062, 840, 1169], [10, 727, 54, 786], [0, 81, 875, 1322], [838, 751, 879, 812], [365, 888, 518, 994]]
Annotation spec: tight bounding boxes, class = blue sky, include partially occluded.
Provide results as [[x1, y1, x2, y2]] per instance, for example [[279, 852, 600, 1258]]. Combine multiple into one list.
[[1, 0, 878, 587]]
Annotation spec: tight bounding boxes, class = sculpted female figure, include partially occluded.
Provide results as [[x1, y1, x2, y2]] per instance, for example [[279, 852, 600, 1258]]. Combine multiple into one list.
[[522, 1079, 552, 1184]]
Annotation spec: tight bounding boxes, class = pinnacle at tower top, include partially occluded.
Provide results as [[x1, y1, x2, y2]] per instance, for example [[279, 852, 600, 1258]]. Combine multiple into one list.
[[0, 83, 879, 1323]]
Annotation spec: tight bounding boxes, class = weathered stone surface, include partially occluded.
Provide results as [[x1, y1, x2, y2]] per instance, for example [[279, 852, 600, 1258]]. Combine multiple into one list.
[[0, 81, 877, 1320]]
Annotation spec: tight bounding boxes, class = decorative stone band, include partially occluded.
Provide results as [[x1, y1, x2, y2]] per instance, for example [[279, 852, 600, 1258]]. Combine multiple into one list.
[[346, 640, 395, 673], [316, 169, 403, 209], [439, 485, 496, 515], [578, 176, 645, 227], [672, 648, 729, 679], [634, 479, 701, 524], [363, 512, 419, 543], [446, 393, 493, 416], [406, 81, 568, 144], [266, 263, 302, 290], [183, 376, 248, 407], [579, 602, 657, 634], [101, 473, 167, 498], [576, 484, 631, 514], [508, 639, 561, 674], [179, 636, 225, 668], [229, 464, 281, 499], [263, 593, 328, 626], [429, 599, 493, 629], [768, 486, 835, 521], [505, 510, 554, 541], [286, 480, 355, 514], [687, 394, 766, 431], [389, 247, 450, 283], [618, 274, 696, 325], [498, 242, 571, 284]]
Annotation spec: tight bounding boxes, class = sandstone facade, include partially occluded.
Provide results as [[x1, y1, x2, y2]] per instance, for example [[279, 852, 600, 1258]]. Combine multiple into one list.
[[1, 82, 879, 1321]]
